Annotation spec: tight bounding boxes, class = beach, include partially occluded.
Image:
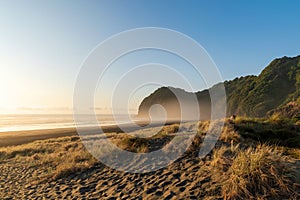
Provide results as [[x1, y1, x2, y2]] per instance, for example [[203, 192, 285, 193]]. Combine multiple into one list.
[[0, 119, 299, 199], [0, 120, 180, 147], [0, 147, 211, 199]]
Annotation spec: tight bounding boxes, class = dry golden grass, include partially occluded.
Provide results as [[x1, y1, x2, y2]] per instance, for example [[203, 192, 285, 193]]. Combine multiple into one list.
[[197, 120, 210, 135], [219, 125, 242, 144], [161, 123, 180, 134], [116, 136, 150, 153], [0, 136, 98, 181], [268, 113, 294, 126], [207, 144, 299, 199], [111, 123, 182, 153], [279, 146, 300, 159], [152, 123, 180, 138]]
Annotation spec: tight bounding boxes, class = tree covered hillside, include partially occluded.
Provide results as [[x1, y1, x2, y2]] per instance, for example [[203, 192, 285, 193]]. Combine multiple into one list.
[[138, 55, 300, 118]]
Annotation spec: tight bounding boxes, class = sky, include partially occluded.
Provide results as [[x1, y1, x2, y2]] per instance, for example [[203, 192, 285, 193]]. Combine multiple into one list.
[[1, 0, 300, 114]]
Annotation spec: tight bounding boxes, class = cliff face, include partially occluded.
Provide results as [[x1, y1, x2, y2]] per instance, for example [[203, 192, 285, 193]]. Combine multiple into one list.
[[138, 55, 300, 119]]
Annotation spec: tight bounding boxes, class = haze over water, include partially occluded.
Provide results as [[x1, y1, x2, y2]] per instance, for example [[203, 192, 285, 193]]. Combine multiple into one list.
[[0, 114, 136, 132]]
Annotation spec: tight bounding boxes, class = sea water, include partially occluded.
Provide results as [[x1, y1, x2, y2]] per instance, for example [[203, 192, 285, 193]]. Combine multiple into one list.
[[0, 114, 137, 132]]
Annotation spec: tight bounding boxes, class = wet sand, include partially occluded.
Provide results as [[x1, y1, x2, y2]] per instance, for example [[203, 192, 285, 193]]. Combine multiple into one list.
[[0, 121, 180, 147]]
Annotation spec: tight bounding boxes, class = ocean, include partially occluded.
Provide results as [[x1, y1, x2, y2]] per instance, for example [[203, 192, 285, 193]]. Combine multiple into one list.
[[0, 114, 137, 132]]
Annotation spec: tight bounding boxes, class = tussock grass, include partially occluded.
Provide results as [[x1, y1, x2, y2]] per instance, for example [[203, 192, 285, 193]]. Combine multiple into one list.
[[186, 133, 203, 153], [268, 113, 294, 126], [113, 124, 182, 153], [197, 121, 210, 135], [0, 136, 97, 181], [153, 124, 179, 138], [279, 147, 300, 159], [207, 144, 299, 199], [117, 136, 150, 153], [220, 126, 242, 144], [0, 142, 54, 162]]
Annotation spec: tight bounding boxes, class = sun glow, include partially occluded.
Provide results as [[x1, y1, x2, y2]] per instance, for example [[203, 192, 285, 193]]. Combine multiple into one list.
[[0, 81, 18, 110]]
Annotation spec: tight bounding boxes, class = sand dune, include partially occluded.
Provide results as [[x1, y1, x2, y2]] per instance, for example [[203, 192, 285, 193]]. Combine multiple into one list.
[[0, 119, 299, 199]]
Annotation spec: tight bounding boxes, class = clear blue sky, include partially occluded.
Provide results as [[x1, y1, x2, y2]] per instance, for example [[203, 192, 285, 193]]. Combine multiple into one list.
[[1, 0, 300, 113]]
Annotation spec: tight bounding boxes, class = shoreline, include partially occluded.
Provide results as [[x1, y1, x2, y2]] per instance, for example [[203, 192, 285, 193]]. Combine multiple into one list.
[[0, 120, 181, 147]]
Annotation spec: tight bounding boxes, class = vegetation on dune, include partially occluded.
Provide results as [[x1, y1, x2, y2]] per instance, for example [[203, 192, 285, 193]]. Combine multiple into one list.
[[118, 137, 150, 153], [232, 116, 300, 149], [0, 118, 299, 199], [113, 124, 180, 153], [202, 118, 300, 199], [207, 144, 298, 199], [116, 119, 300, 199], [0, 136, 97, 181], [267, 98, 300, 122]]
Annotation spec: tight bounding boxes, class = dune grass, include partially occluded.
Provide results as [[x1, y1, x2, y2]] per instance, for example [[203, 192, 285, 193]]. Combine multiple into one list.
[[206, 144, 299, 199], [113, 124, 180, 153], [0, 136, 98, 181]]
